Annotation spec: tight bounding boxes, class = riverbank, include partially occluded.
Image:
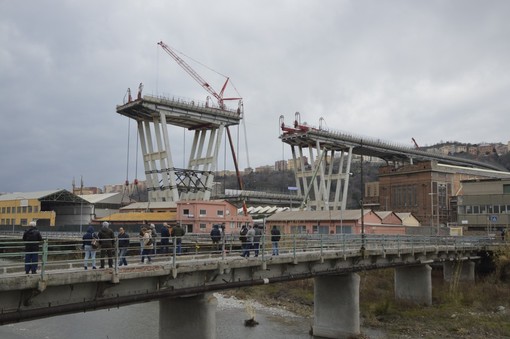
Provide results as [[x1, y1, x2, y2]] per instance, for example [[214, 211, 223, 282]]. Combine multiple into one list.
[[224, 264, 510, 338]]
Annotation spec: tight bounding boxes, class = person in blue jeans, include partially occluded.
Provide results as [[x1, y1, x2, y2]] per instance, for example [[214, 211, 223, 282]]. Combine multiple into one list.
[[118, 227, 130, 266], [271, 226, 281, 256], [82, 225, 98, 269], [23, 221, 43, 274]]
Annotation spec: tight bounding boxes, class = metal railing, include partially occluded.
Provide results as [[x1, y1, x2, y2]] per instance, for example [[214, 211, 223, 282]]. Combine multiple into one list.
[[0, 233, 502, 279]]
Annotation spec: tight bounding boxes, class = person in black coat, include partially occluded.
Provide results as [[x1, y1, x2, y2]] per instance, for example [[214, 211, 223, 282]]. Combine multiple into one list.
[[210, 224, 222, 252], [98, 222, 115, 268], [118, 227, 130, 266], [22, 221, 43, 274], [271, 226, 281, 256]]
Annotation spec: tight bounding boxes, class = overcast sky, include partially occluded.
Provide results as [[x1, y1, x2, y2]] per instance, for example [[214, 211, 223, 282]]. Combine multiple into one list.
[[1, 1, 509, 193]]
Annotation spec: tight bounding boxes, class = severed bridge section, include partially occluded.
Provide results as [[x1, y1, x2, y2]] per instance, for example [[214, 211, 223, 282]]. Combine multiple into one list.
[[116, 94, 243, 202], [280, 112, 507, 211]]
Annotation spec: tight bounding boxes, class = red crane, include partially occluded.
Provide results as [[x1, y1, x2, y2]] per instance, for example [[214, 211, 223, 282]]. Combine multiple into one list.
[[157, 41, 248, 215], [157, 41, 241, 110]]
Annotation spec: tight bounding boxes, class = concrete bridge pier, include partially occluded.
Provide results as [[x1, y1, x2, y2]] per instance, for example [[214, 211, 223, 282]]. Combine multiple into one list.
[[312, 273, 360, 338], [443, 261, 475, 282], [394, 264, 432, 305], [159, 293, 217, 339]]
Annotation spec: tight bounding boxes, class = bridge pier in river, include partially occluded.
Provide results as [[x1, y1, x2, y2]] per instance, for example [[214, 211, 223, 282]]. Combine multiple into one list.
[[312, 273, 361, 338], [394, 264, 432, 305], [160, 293, 217, 339], [443, 261, 475, 282]]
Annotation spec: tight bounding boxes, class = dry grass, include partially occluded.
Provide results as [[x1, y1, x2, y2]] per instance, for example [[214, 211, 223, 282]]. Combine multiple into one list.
[[226, 247, 510, 338]]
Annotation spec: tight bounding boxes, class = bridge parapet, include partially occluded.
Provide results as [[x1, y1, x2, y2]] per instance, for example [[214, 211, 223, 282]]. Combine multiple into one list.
[[0, 234, 501, 325]]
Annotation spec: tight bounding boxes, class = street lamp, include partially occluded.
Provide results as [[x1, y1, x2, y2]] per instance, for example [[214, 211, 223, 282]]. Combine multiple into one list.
[[360, 140, 365, 253]]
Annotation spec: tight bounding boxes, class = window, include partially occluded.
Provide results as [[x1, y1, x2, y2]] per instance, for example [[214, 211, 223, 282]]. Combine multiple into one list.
[[199, 223, 206, 230], [504, 184, 510, 194], [7, 207, 10, 213], [466, 205, 472, 214], [336, 225, 352, 234], [217, 210, 224, 217], [34, 206, 38, 213], [473, 205, 479, 214], [199, 209, 206, 216], [28, 206, 33, 213], [458, 206, 465, 214], [290, 225, 306, 234], [183, 208, 190, 215], [312, 225, 329, 234]]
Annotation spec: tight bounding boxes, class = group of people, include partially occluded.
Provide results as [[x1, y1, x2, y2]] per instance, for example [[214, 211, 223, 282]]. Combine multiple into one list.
[[21, 220, 281, 274], [81, 221, 187, 269], [239, 224, 281, 258]]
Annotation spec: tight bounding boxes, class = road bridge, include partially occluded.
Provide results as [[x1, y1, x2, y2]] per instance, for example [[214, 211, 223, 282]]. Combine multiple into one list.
[[279, 113, 510, 211], [0, 234, 499, 338]]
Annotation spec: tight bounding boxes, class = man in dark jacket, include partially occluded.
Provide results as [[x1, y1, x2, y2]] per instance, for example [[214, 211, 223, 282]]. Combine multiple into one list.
[[160, 223, 171, 254], [172, 224, 186, 254], [271, 226, 281, 256], [117, 227, 130, 266], [22, 221, 43, 274], [210, 224, 222, 252], [98, 222, 115, 268]]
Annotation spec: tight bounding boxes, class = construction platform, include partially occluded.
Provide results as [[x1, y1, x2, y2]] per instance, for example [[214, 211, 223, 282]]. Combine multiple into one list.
[[116, 95, 242, 129]]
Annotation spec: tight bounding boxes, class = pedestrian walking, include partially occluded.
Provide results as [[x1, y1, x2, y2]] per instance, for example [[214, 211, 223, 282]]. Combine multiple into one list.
[[118, 227, 130, 266], [22, 221, 43, 274], [82, 225, 98, 270], [271, 226, 281, 256], [98, 221, 115, 268]]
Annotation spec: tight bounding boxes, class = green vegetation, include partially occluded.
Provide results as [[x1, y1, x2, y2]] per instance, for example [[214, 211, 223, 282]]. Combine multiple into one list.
[[226, 247, 510, 338]]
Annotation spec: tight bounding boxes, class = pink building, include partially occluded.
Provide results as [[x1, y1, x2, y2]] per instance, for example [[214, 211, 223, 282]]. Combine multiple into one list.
[[266, 209, 406, 235], [176, 200, 252, 234]]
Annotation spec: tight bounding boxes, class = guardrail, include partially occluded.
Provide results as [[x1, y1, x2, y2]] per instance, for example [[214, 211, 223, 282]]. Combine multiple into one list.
[[0, 234, 501, 279]]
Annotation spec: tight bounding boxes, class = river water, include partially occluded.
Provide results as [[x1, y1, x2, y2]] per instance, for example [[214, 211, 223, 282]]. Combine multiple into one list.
[[0, 294, 315, 339]]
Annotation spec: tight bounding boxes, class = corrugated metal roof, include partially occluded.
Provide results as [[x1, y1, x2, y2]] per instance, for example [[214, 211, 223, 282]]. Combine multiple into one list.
[[0, 190, 62, 201], [96, 211, 176, 222], [120, 202, 177, 210], [267, 209, 366, 221], [78, 193, 123, 204]]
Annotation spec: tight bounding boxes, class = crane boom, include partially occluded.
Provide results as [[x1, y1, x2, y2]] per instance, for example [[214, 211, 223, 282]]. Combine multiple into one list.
[[157, 41, 240, 109]]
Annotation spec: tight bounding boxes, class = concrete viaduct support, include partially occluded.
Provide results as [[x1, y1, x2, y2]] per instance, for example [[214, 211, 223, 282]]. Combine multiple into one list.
[[394, 264, 432, 305], [313, 273, 361, 338], [443, 261, 475, 282], [160, 293, 217, 339]]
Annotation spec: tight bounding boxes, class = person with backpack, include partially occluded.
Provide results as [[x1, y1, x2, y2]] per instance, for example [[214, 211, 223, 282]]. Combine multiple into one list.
[[82, 225, 98, 270], [271, 225, 281, 256], [239, 224, 249, 257]]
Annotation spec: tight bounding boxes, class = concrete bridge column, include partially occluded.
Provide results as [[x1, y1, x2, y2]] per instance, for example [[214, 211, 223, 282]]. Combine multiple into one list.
[[443, 261, 475, 282], [159, 293, 217, 339], [313, 273, 360, 338], [394, 264, 432, 305]]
